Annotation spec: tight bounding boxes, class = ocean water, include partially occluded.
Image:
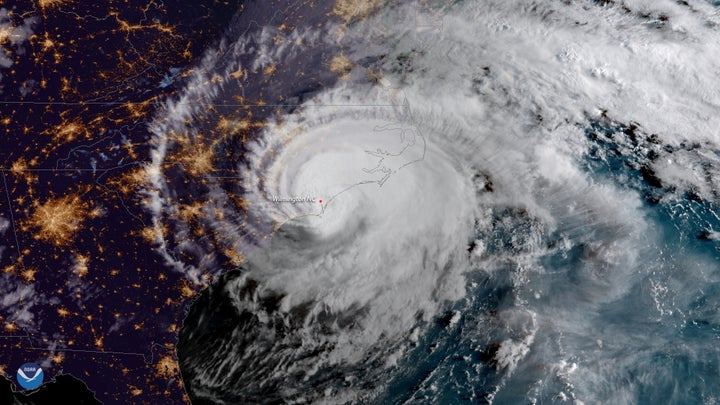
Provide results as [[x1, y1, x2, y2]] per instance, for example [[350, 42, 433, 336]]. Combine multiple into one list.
[[376, 121, 720, 404]]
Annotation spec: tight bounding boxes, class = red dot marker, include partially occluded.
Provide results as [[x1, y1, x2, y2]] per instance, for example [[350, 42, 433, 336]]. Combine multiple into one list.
[[318, 199, 323, 204]]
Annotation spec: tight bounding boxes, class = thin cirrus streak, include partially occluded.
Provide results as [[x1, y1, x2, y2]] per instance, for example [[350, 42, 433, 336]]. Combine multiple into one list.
[[149, 0, 720, 403]]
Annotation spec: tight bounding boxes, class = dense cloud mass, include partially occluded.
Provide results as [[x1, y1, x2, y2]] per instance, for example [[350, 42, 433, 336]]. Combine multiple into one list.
[[149, 0, 720, 403]]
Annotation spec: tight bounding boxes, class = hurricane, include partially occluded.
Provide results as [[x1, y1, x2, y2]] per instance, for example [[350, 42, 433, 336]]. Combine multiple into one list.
[[146, 0, 720, 403]]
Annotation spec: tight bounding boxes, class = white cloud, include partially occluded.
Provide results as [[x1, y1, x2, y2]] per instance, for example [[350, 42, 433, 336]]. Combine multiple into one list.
[[0, 216, 9, 234], [152, 0, 720, 401], [0, 8, 37, 70]]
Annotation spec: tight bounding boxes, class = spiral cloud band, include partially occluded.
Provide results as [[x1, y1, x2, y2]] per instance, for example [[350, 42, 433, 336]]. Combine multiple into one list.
[[147, 0, 720, 403]]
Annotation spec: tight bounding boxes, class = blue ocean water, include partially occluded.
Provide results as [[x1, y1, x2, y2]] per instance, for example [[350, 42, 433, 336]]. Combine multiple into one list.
[[378, 122, 720, 404]]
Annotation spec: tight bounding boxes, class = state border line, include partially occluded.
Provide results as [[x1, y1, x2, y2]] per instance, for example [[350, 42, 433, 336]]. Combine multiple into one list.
[[0, 101, 398, 107]]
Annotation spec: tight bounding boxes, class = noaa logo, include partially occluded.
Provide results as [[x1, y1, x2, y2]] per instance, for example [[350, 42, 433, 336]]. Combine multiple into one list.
[[16, 363, 43, 390]]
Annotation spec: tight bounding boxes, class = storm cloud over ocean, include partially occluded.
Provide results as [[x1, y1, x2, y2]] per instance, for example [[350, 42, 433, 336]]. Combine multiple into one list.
[[147, 0, 720, 403]]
